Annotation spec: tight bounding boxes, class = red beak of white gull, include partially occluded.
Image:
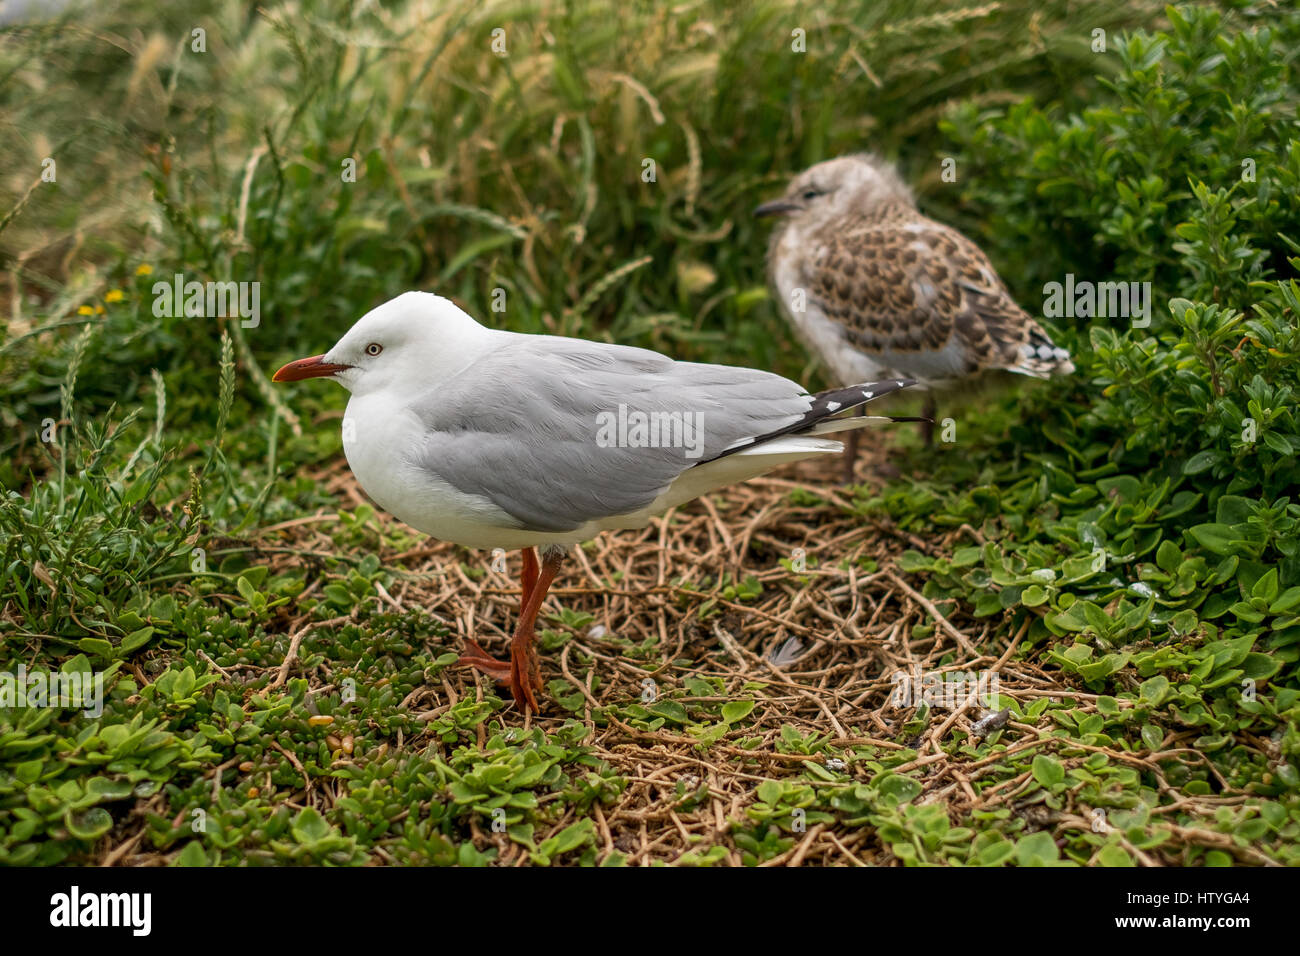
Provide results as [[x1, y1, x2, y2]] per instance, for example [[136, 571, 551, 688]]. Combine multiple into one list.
[[272, 354, 353, 382]]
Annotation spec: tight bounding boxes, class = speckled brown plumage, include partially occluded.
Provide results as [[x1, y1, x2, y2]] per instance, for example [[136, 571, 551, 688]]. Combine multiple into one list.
[[758, 155, 1073, 389]]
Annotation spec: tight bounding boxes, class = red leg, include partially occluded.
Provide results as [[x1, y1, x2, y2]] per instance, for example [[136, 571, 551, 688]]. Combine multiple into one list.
[[457, 547, 563, 713], [505, 548, 563, 712], [520, 547, 539, 607], [459, 638, 512, 681], [459, 548, 535, 682]]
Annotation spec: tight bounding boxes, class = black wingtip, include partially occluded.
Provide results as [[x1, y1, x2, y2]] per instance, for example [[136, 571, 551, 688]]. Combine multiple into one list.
[[703, 378, 920, 465], [878, 378, 917, 393], [813, 377, 919, 410], [843, 378, 918, 400]]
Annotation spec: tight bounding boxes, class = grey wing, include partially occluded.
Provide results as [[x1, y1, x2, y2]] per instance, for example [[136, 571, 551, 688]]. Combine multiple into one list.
[[405, 337, 816, 532]]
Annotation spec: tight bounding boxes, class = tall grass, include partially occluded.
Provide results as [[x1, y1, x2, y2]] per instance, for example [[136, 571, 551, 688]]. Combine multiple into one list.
[[2, 0, 1163, 466]]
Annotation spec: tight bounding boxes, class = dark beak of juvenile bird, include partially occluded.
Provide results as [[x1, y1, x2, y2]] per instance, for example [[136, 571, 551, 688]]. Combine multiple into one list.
[[753, 199, 801, 217]]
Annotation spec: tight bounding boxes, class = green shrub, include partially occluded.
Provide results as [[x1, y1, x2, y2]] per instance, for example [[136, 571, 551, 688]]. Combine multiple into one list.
[[879, 4, 1300, 739], [943, 3, 1300, 311]]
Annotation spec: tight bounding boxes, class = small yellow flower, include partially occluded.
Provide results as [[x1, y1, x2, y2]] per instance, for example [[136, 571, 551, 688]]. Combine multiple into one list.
[[105, 289, 124, 303], [94, 304, 105, 315], [135, 264, 153, 276], [77, 305, 94, 315]]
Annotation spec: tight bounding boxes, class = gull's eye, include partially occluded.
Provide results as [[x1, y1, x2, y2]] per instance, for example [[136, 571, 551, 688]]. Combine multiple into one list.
[[801, 188, 821, 201], [365, 343, 383, 356]]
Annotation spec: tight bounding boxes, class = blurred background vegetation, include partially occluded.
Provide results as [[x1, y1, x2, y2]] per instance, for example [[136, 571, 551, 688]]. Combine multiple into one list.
[[2, 0, 1166, 449]]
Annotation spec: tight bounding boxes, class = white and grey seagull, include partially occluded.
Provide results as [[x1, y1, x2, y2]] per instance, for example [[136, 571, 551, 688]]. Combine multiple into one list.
[[273, 291, 914, 712]]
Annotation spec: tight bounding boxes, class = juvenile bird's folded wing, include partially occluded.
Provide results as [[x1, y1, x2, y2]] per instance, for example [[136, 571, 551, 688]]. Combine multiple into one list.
[[807, 221, 1041, 377]]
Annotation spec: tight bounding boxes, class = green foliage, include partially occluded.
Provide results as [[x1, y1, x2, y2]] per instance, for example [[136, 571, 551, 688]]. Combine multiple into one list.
[[943, 3, 1300, 308], [0, 0, 1162, 457], [855, 3, 1300, 850], [940, 4, 1300, 506]]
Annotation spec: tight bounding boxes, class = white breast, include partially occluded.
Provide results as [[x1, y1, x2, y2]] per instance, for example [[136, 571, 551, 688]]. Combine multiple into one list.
[[340, 392, 528, 549]]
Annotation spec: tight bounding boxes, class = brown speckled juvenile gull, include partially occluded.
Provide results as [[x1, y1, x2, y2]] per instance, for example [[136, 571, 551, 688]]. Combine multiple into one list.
[[756, 154, 1073, 468], [273, 292, 915, 713]]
